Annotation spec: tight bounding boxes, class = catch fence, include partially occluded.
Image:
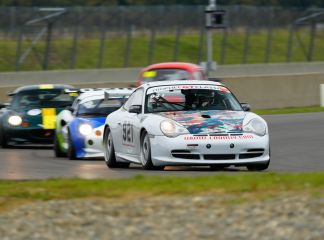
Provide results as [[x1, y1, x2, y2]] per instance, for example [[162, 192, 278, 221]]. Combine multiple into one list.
[[0, 5, 323, 71]]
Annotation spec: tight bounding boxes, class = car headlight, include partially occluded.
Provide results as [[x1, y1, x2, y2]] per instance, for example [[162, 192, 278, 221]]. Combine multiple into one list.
[[160, 120, 188, 137], [79, 123, 93, 136], [243, 118, 266, 136], [8, 115, 22, 126]]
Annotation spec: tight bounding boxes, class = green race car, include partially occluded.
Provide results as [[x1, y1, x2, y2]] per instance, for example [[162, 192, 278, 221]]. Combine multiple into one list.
[[0, 84, 76, 147]]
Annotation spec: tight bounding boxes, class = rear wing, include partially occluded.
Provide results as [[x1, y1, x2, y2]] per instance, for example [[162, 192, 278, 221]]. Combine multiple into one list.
[[64, 87, 135, 95]]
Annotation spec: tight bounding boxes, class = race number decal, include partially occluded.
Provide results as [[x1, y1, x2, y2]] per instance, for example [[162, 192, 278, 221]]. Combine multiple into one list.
[[42, 108, 56, 129], [122, 122, 134, 146]]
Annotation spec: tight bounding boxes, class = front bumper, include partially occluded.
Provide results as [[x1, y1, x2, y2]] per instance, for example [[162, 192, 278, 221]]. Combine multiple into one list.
[[76, 134, 104, 159], [150, 134, 270, 166], [4, 127, 55, 144]]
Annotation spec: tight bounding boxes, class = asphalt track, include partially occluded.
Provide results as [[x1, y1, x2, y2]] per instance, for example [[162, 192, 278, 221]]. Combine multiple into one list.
[[0, 112, 323, 180]]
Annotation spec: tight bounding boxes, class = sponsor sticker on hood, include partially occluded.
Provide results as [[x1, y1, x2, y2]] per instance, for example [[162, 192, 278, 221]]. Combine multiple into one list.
[[27, 109, 41, 116], [159, 110, 245, 134]]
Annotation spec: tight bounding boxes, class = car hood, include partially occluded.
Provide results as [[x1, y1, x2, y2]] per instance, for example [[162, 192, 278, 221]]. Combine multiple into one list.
[[6, 107, 65, 128], [74, 117, 106, 128], [158, 110, 246, 134]]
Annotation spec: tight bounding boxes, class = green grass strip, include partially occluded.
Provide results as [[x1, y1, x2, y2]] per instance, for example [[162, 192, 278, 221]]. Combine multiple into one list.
[[0, 173, 323, 201]]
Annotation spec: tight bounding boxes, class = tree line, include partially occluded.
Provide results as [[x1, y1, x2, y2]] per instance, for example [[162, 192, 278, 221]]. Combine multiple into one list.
[[0, 0, 323, 8]]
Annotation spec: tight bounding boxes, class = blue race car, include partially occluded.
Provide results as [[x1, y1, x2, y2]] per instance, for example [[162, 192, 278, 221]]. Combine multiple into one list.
[[56, 88, 133, 160]]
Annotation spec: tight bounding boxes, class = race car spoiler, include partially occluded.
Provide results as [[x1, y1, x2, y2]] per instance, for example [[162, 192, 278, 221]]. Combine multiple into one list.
[[64, 87, 135, 94]]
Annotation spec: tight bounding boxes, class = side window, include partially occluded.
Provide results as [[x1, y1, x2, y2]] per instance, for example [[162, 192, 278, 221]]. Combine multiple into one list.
[[123, 93, 135, 111], [72, 101, 80, 116], [193, 70, 203, 80], [132, 88, 144, 106], [123, 88, 143, 111], [70, 99, 79, 112]]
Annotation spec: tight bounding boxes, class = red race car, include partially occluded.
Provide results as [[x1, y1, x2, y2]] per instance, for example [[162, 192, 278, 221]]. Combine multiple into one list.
[[136, 62, 206, 86]]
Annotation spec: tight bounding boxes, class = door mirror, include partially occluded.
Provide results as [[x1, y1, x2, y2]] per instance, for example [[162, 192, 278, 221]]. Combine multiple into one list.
[[66, 106, 74, 112], [129, 105, 142, 114], [241, 103, 251, 112], [0, 103, 9, 109]]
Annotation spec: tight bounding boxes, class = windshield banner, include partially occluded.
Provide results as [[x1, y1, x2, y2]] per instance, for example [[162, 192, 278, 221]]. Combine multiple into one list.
[[147, 85, 229, 94]]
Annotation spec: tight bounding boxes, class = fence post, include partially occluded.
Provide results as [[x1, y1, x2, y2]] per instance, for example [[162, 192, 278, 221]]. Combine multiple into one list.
[[197, 26, 204, 64], [124, 25, 132, 68], [98, 29, 106, 69], [264, 7, 274, 63], [242, 25, 250, 64], [264, 26, 273, 63], [148, 28, 156, 65], [98, 8, 106, 69], [307, 21, 316, 62], [43, 22, 53, 70], [10, 7, 16, 36], [70, 21, 79, 69], [286, 24, 294, 63], [15, 28, 23, 71], [220, 28, 227, 64], [173, 25, 181, 61]]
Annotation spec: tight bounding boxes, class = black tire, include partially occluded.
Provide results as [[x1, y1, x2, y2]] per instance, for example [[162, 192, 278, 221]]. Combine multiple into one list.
[[246, 160, 270, 171], [140, 131, 164, 170], [67, 132, 77, 160], [104, 129, 129, 168], [0, 127, 8, 148], [54, 134, 66, 157]]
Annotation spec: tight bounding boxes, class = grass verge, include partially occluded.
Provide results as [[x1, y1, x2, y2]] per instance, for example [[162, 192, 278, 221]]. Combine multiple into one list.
[[0, 173, 323, 212], [254, 106, 324, 115]]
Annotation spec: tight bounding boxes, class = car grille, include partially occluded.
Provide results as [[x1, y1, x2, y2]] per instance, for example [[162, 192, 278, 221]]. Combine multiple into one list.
[[203, 154, 236, 160], [239, 149, 265, 159], [171, 150, 200, 159], [170, 148, 265, 161], [30, 129, 55, 139]]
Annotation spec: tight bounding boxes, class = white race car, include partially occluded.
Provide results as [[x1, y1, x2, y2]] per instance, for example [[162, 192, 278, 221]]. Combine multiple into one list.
[[103, 80, 270, 171]]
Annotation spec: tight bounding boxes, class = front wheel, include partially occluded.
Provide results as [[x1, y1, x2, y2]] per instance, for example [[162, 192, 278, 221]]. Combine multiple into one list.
[[140, 131, 164, 170], [67, 132, 77, 160], [104, 129, 129, 168], [0, 127, 8, 148], [54, 134, 66, 157]]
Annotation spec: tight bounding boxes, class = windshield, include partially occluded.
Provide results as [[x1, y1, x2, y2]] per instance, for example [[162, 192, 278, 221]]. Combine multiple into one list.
[[11, 89, 75, 109], [145, 85, 243, 113], [142, 68, 190, 82], [77, 98, 123, 117]]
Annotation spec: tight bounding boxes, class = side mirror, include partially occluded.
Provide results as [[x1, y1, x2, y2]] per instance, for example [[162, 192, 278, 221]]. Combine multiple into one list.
[[0, 103, 9, 109], [129, 105, 142, 114], [66, 106, 74, 112], [241, 103, 251, 112]]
